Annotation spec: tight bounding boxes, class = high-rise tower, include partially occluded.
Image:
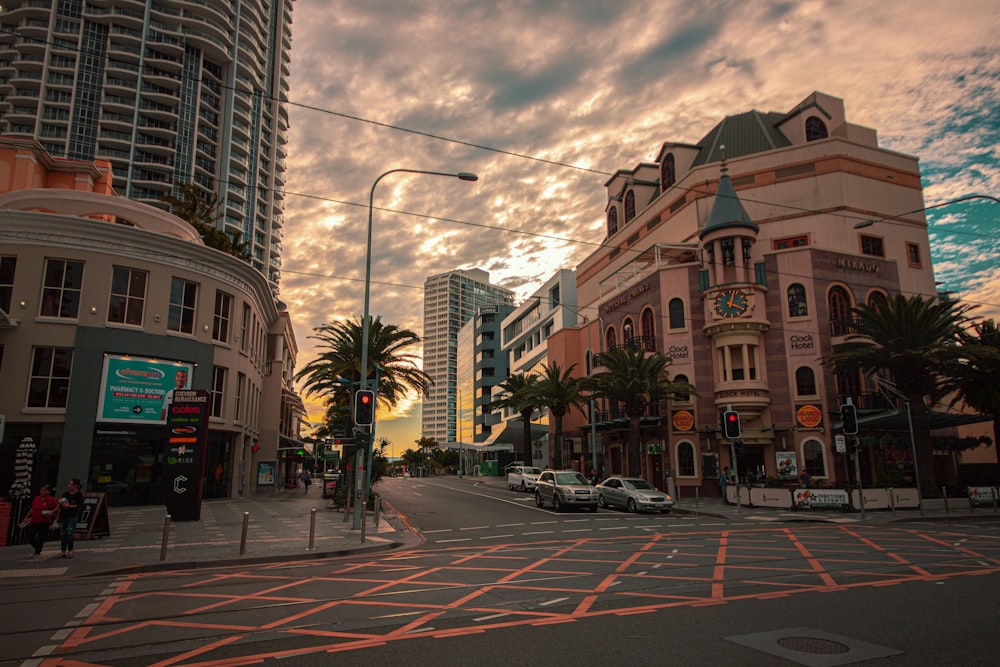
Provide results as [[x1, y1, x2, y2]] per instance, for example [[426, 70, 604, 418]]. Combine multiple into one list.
[[0, 0, 293, 288], [421, 268, 514, 444]]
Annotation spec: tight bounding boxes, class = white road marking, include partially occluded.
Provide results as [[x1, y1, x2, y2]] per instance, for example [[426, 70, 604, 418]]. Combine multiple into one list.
[[474, 613, 510, 622], [482, 534, 515, 540], [497, 523, 525, 527], [460, 526, 490, 531], [436, 538, 471, 543], [524, 531, 554, 535], [540, 597, 569, 606]]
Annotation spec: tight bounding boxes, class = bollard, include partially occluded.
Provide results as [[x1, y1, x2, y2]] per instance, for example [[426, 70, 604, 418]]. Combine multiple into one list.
[[889, 487, 896, 517], [695, 487, 700, 509], [159, 514, 171, 561], [308, 507, 317, 551], [374, 496, 381, 528], [240, 512, 249, 555], [360, 501, 367, 543], [943, 486, 949, 514]]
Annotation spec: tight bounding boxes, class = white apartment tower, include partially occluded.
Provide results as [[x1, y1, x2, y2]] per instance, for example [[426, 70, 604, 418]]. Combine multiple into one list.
[[421, 268, 514, 443], [0, 0, 293, 288]]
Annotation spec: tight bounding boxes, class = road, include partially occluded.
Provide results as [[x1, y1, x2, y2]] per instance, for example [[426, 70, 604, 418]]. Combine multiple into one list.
[[1, 476, 998, 666]]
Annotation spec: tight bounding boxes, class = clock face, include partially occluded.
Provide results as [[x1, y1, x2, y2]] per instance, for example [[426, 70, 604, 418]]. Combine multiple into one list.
[[714, 289, 749, 318]]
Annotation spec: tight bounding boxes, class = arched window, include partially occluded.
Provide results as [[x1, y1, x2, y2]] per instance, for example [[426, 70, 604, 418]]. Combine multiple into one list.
[[803, 439, 826, 477], [641, 308, 656, 350], [624, 190, 636, 223], [605, 327, 617, 351], [795, 366, 817, 396], [673, 374, 691, 402], [867, 290, 888, 313], [837, 371, 861, 401], [677, 441, 695, 476], [622, 318, 635, 347], [661, 153, 676, 189], [805, 117, 828, 141], [607, 207, 618, 236], [828, 285, 852, 336], [668, 298, 685, 329], [787, 283, 808, 317]]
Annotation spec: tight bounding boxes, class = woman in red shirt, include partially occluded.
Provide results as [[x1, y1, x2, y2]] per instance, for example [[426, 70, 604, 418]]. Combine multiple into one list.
[[23, 484, 59, 559]]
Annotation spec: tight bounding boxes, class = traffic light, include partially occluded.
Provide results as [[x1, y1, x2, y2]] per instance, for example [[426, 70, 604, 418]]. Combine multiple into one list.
[[721, 410, 741, 439], [840, 403, 859, 435], [354, 390, 375, 426]]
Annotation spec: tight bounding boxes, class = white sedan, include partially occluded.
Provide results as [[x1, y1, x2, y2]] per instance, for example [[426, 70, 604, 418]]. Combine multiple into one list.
[[596, 476, 674, 513]]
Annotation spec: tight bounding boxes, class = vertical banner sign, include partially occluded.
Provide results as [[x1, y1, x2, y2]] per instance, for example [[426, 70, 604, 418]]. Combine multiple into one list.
[[164, 389, 210, 521]]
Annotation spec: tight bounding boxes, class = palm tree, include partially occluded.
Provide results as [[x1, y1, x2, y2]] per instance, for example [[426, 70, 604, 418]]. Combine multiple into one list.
[[486, 374, 541, 467], [589, 346, 696, 478], [949, 318, 1000, 465], [296, 316, 432, 413], [531, 361, 588, 469], [828, 293, 974, 496]]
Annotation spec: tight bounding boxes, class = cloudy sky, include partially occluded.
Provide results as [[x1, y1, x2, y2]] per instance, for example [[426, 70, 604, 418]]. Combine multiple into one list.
[[278, 0, 999, 453]]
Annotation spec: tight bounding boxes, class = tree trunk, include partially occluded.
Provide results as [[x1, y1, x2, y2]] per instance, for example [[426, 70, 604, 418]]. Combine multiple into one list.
[[553, 411, 565, 469], [627, 415, 642, 478], [521, 408, 534, 467], [907, 394, 937, 498], [994, 417, 1000, 468]]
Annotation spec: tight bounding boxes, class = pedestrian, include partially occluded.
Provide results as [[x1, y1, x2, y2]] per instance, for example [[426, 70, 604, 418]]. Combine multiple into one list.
[[589, 468, 600, 485], [799, 468, 813, 489], [56, 478, 85, 558], [300, 469, 312, 492], [22, 484, 59, 560], [719, 466, 730, 504]]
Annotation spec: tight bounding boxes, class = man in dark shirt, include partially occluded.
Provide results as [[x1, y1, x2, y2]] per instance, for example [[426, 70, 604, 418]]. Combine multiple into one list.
[[57, 478, 85, 558]]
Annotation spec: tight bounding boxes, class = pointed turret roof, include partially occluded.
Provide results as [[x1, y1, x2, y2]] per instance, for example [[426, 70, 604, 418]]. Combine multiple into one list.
[[699, 169, 758, 239]]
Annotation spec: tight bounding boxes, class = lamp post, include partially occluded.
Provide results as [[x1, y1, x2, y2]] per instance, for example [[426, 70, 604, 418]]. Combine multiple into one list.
[[353, 168, 478, 530], [853, 194, 1000, 229]]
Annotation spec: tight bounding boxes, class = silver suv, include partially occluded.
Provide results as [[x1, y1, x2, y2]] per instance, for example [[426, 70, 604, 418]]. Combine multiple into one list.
[[534, 469, 598, 512]]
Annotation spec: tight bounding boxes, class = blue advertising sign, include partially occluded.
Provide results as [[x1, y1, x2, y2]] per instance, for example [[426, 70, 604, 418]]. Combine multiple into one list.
[[96, 355, 192, 424]]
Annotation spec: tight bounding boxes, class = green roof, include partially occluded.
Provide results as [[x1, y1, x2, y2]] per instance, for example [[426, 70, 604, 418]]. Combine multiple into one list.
[[691, 110, 791, 166], [699, 172, 758, 239]]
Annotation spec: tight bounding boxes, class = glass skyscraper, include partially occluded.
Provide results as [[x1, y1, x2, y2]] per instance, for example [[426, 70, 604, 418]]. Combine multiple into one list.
[[0, 0, 293, 287]]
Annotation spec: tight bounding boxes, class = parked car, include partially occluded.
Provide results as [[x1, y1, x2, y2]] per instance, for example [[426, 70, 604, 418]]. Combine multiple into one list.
[[506, 465, 542, 492], [596, 476, 674, 513], [534, 469, 598, 512]]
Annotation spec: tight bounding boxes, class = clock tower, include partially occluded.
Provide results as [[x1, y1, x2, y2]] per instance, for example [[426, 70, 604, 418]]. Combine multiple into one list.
[[700, 159, 771, 425]]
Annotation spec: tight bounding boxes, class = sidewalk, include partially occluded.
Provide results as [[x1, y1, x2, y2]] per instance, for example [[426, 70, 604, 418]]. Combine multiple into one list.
[[0, 487, 416, 580], [2, 479, 996, 581]]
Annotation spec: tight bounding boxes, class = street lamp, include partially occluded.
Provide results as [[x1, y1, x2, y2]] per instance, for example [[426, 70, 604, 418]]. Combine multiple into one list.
[[853, 194, 999, 229], [353, 168, 478, 530]]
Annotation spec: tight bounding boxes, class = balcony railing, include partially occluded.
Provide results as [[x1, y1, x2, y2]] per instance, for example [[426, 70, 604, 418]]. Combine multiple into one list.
[[605, 336, 658, 354], [829, 317, 866, 338]]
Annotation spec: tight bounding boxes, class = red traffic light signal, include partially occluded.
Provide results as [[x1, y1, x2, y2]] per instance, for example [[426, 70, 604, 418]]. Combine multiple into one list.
[[721, 410, 741, 439], [840, 403, 859, 435], [354, 389, 376, 426]]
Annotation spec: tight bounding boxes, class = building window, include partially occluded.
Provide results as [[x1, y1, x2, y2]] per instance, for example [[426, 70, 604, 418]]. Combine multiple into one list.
[[624, 190, 636, 223], [803, 439, 826, 477], [795, 366, 817, 396], [622, 318, 635, 345], [211, 366, 227, 418], [906, 242, 922, 267], [673, 374, 691, 402], [235, 371, 246, 422], [787, 283, 808, 317], [40, 258, 84, 318], [836, 371, 861, 401], [240, 303, 251, 351], [805, 116, 828, 141], [773, 235, 808, 250], [641, 308, 656, 343], [28, 346, 73, 408], [168, 277, 198, 334], [607, 207, 618, 236], [605, 327, 617, 351], [677, 441, 695, 476], [661, 153, 676, 189], [108, 266, 147, 326], [0, 256, 16, 313], [668, 298, 685, 329], [213, 290, 233, 343], [549, 284, 560, 306], [860, 234, 885, 257], [828, 285, 853, 335]]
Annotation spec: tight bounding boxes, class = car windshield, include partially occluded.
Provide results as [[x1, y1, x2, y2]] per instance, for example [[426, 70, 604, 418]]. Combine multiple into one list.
[[524, 467, 541, 475], [622, 479, 654, 490], [555, 472, 588, 485]]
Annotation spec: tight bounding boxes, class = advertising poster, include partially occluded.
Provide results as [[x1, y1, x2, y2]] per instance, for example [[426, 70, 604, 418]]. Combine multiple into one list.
[[775, 451, 798, 480], [96, 355, 192, 424], [671, 410, 696, 433], [163, 389, 209, 521], [258, 461, 275, 486]]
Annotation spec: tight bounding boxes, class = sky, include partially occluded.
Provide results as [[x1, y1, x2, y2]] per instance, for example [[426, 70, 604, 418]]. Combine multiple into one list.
[[277, 0, 1000, 455]]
